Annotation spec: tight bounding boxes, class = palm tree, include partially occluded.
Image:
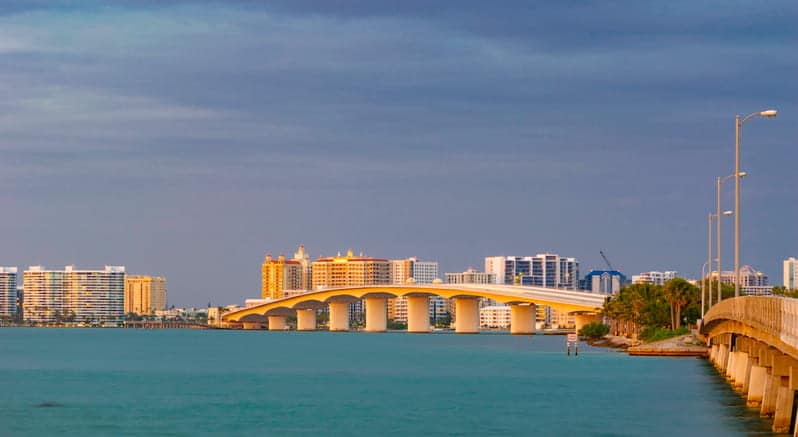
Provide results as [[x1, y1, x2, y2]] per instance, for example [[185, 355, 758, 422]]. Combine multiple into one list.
[[663, 278, 692, 329]]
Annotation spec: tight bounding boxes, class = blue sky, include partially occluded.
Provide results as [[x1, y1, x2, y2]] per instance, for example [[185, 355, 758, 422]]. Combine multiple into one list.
[[1, 1, 796, 306]]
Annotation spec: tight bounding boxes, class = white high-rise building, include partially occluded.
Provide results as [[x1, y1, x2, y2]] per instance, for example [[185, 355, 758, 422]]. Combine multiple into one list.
[[785, 258, 798, 290], [484, 254, 579, 289], [632, 271, 677, 286], [0, 267, 18, 318], [23, 265, 125, 324]]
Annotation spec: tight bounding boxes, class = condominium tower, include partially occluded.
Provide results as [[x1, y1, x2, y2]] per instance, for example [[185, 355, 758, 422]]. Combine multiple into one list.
[[785, 258, 798, 290], [0, 267, 17, 318], [311, 250, 390, 288], [125, 276, 167, 315], [484, 254, 579, 289], [261, 254, 303, 300], [23, 265, 125, 324]]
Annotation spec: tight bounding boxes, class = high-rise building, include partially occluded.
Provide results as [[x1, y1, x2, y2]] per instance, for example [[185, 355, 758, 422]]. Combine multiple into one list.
[[23, 266, 64, 323], [292, 244, 312, 291], [262, 253, 303, 300], [23, 265, 125, 324], [63, 266, 126, 324], [582, 270, 626, 295], [485, 254, 579, 289], [632, 271, 677, 286], [311, 250, 390, 288], [707, 266, 768, 287], [446, 268, 496, 284], [785, 257, 798, 290], [125, 276, 167, 315], [0, 267, 18, 318]]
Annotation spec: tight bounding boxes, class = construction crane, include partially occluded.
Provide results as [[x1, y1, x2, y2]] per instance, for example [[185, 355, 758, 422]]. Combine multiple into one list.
[[599, 251, 617, 272]]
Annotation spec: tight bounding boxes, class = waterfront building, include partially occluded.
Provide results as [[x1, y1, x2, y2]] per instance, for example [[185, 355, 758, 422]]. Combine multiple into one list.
[[24, 265, 125, 324], [480, 305, 511, 328], [484, 254, 579, 289], [785, 258, 798, 290], [124, 275, 167, 315], [582, 270, 626, 295], [261, 253, 303, 300], [22, 266, 65, 323], [0, 267, 18, 318], [312, 250, 390, 288], [446, 268, 496, 284], [63, 266, 125, 324], [632, 271, 677, 286]]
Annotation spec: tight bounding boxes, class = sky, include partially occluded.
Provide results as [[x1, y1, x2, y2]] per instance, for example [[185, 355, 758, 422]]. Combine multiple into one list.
[[0, 1, 796, 306]]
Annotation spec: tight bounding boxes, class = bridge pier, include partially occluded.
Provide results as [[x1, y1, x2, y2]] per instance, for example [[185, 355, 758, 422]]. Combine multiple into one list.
[[510, 304, 535, 335], [296, 309, 317, 331], [407, 296, 431, 333], [268, 316, 288, 331], [748, 365, 768, 407], [454, 297, 479, 334], [770, 354, 795, 433], [329, 302, 350, 332], [761, 350, 784, 418], [709, 344, 718, 365], [365, 298, 387, 332], [717, 344, 729, 373], [733, 352, 749, 390]]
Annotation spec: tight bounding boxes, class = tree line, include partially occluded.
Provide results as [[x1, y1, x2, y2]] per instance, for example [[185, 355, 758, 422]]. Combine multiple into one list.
[[602, 278, 739, 338]]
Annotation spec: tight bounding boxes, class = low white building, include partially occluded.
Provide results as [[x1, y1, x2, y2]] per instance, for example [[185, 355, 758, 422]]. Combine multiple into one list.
[[632, 271, 677, 286], [480, 305, 511, 328]]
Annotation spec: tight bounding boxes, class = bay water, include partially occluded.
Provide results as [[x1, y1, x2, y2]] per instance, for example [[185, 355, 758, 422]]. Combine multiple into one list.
[[0, 328, 774, 436]]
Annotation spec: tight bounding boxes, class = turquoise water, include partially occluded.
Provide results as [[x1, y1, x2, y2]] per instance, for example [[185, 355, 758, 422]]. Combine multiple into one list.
[[0, 328, 774, 436]]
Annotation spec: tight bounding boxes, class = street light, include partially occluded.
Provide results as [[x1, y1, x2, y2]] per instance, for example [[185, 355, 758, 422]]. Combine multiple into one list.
[[701, 261, 709, 319], [735, 109, 778, 297], [717, 173, 743, 303]]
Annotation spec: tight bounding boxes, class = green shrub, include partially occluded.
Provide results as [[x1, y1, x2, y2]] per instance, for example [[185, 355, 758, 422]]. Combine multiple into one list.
[[578, 322, 610, 339]]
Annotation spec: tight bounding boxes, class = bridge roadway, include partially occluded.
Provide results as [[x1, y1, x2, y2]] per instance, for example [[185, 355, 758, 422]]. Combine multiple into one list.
[[702, 296, 798, 434], [221, 283, 605, 334]]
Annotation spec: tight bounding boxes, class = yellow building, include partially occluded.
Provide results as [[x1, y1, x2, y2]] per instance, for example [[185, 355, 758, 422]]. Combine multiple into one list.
[[261, 253, 303, 300], [125, 275, 167, 315], [311, 250, 390, 288]]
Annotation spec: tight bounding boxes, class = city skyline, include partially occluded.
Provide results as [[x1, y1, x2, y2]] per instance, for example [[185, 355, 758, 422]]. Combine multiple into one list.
[[0, 1, 795, 307]]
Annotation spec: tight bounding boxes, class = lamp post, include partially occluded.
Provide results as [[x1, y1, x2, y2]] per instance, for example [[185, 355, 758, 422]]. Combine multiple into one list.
[[735, 109, 777, 297], [707, 213, 713, 309], [717, 173, 742, 302], [701, 261, 709, 318]]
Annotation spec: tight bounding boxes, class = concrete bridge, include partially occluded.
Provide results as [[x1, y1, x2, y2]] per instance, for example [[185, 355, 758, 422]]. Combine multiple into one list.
[[222, 284, 605, 334], [702, 296, 798, 434]]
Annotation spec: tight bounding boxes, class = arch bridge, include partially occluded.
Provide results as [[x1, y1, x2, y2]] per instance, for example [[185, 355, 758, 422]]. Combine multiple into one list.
[[702, 296, 798, 434], [222, 284, 605, 334]]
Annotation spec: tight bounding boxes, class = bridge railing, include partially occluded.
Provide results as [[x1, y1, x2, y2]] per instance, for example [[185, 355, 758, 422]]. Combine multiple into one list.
[[704, 296, 798, 350]]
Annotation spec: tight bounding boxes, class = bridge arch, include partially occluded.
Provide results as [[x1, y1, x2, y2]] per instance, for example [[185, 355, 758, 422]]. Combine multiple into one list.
[[221, 283, 604, 334]]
